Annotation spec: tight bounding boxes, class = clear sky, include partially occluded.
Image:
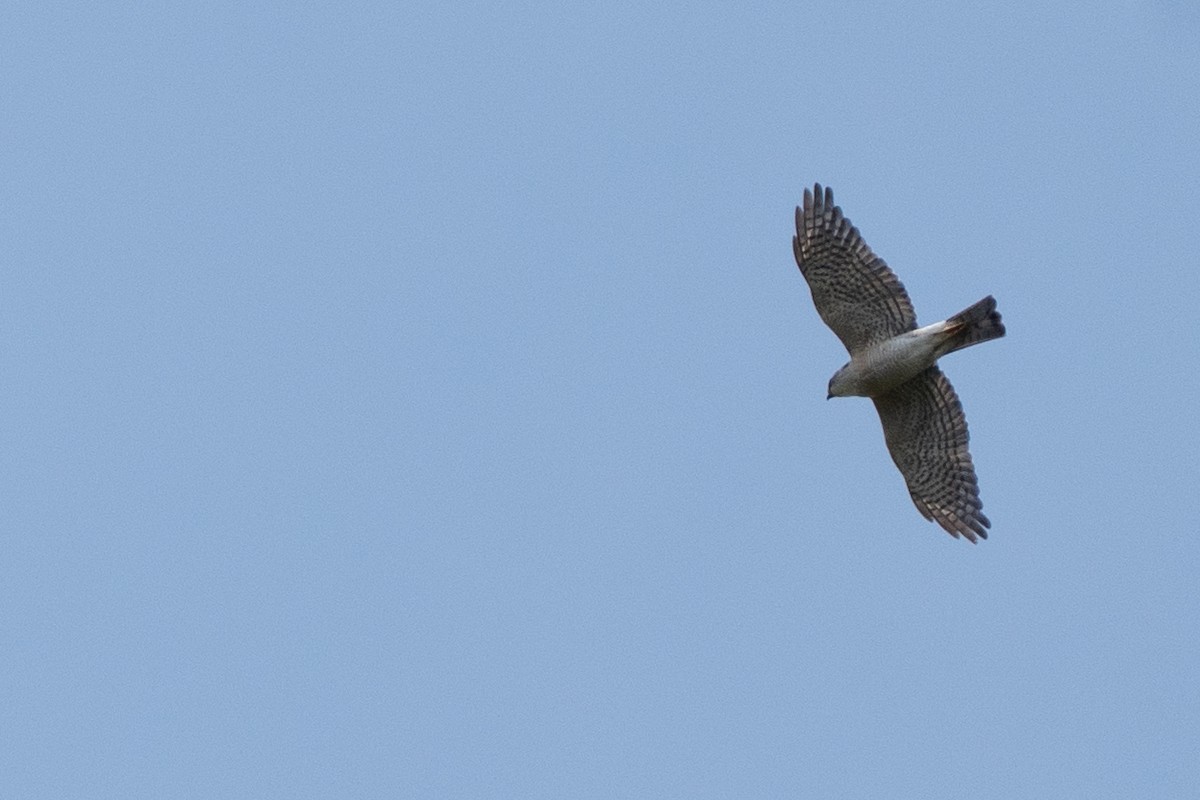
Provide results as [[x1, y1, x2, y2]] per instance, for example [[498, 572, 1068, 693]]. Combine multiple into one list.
[[4, 2, 1199, 797]]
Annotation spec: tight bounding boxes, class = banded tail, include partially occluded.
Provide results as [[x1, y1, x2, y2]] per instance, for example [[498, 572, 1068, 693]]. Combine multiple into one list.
[[943, 296, 1005, 355]]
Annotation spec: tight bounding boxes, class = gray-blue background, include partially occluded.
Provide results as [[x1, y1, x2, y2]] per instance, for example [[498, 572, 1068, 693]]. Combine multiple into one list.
[[4, 2, 1198, 796]]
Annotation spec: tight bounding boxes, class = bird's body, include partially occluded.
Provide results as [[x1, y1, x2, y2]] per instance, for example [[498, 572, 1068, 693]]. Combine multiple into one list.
[[829, 297, 1003, 399], [792, 184, 1004, 542]]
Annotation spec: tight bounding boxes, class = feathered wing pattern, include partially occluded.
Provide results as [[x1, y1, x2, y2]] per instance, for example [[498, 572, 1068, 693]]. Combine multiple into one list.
[[872, 367, 990, 542], [792, 183, 917, 355]]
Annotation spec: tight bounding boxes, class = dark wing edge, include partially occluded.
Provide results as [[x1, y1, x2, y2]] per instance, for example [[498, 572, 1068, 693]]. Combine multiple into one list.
[[792, 183, 917, 355], [871, 367, 991, 542]]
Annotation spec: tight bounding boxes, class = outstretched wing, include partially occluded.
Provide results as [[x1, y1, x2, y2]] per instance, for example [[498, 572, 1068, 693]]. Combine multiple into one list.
[[872, 367, 990, 542], [793, 184, 917, 355]]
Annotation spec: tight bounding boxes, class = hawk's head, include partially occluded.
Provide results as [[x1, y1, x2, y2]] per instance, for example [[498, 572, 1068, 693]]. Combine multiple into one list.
[[827, 363, 856, 399]]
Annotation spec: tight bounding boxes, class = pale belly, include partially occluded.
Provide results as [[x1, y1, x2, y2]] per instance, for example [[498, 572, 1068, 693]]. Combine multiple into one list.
[[851, 331, 944, 396]]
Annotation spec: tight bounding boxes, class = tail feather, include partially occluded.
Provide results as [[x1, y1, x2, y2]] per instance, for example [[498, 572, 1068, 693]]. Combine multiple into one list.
[[943, 296, 1005, 354]]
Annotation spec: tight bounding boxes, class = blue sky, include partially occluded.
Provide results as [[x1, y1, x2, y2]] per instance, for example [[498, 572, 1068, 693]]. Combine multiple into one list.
[[4, 2, 1200, 797]]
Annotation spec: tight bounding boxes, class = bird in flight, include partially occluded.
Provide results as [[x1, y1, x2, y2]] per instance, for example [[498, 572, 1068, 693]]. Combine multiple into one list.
[[792, 184, 1004, 542]]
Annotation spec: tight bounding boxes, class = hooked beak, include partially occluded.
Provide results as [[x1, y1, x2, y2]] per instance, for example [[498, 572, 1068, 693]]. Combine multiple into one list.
[[826, 392, 832, 400]]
